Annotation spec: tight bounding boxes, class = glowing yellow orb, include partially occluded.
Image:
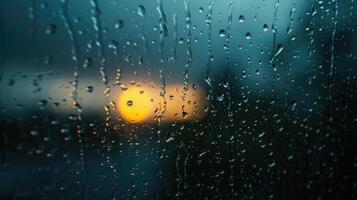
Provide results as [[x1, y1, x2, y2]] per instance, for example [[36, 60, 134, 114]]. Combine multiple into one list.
[[118, 87, 154, 123]]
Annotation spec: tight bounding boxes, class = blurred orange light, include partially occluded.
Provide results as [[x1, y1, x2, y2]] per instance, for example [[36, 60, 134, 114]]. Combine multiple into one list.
[[117, 84, 207, 124]]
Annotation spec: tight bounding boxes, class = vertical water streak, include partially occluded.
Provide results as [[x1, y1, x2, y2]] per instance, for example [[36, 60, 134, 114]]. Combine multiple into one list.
[[286, 0, 295, 74], [89, 2, 113, 181], [350, 0, 354, 19], [139, 33, 151, 81], [175, 152, 183, 196], [139, 33, 150, 66], [28, 0, 37, 41], [157, 0, 167, 65], [183, 0, 192, 98], [205, 0, 215, 105], [270, 0, 280, 94], [225, 78, 235, 197], [329, 0, 338, 106], [284, 0, 295, 105], [60, 0, 79, 62], [272, 0, 280, 53], [225, 0, 234, 70], [100, 64, 116, 198], [90, 0, 105, 63], [157, 0, 168, 122], [268, 1, 280, 196], [224, 0, 235, 196], [172, 0, 178, 62], [0, 0, 4, 107], [60, 1, 87, 199], [71, 70, 87, 199], [307, 4, 316, 86]]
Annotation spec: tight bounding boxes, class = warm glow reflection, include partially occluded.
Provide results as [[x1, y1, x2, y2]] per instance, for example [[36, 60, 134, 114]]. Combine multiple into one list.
[[117, 84, 207, 123], [118, 87, 154, 123]]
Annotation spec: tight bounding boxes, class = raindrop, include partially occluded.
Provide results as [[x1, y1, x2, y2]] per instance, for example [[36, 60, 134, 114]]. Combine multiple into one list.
[[268, 162, 276, 168], [219, 29, 226, 37], [205, 76, 212, 87], [45, 24, 57, 35], [263, 24, 269, 32], [245, 32, 252, 39], [290, 101, 297, 111], [38, 99, 48, 107], [120, 84, 128, 91], [217, 94, 225, 101], [83, 58, 93, 68], [166, 137, 174, 142], [86, 86, 94, 93], [137, 5, 145, 17], [182, 111, 188, 118], [199, 7, 204, 13], [114, 20, 124, 29], [258, 132, 265, 137], [178, 38, 184, 44], [238, 15, 245, 22], [127, 100, 133, 106], [270, 44, 284, 63], [30, 130, 39, 136]]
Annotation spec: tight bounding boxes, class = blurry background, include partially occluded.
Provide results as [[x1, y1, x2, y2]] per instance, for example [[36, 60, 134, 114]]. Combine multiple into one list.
[[0, 0, 356, 199]]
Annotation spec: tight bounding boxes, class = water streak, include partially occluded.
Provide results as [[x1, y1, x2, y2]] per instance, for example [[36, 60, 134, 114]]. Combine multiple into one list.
[[60, 0, 79, 61], [329, 0, 338, 103], [183, 0, 192, 98], [205, 0, 215, 104], [156, 0, 168, 122], [90, 0, 105, 63]]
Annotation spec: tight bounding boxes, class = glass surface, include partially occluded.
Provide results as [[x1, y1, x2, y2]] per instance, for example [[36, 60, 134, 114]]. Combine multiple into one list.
[[0, 0, 356, 199]]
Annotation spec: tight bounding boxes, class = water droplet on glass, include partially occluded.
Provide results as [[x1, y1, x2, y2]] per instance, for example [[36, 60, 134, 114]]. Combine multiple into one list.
[[238, 15, 245, 22], [263, 24, 269, 32], [217, 94, 225, 101], [43, 56, 52, 65], [83, 58, 93, 68], [38, 99, 48, 107], [268, 162, 276, 168], [219, 29, 226, 37], [86, 86, 94, 93], [270, 44, 284, 63], [40, 2, 48, 9], [120, 84, 128, 91], [199, 7, 204, 13], [182, 111, 188, 118], [137, 5, 145, 17], [114, 20, 124, 29], [290, 101, 297, 111], [45, 24, 57, 35], [30, 130, 39, 136], [245, 32, 252, 39], [127, 100, 133, 106]]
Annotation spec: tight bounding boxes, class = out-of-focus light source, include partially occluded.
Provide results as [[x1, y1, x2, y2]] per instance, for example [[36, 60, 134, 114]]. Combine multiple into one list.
[[117, 85, 207, 123], [118, 87, 154, 123]]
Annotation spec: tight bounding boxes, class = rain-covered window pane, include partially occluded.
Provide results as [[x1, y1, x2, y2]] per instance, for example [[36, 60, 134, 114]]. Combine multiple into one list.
[[0, 0, 356, 199]]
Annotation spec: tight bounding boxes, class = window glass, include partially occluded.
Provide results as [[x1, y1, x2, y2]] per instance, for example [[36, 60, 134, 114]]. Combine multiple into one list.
[[0, 0, 356, 199]]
